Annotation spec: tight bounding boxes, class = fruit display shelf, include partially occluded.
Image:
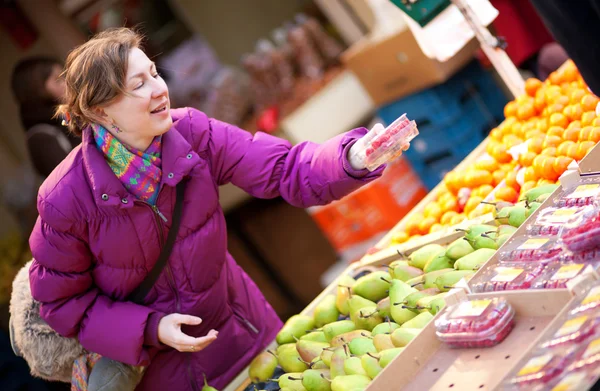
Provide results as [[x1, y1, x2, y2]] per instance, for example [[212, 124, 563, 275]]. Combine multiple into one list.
[[367, 288, 576, 391]]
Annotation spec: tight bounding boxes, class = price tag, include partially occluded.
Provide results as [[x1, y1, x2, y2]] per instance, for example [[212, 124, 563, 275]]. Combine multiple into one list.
[[450, 300, 491, 318], [554, 316, 588, 338], [583, 338, 600, 359], [518, 238, 549, 250], [551, 264, 584, 281], [582, 286, 600, 306], [546, 209, 578, 223], [491, 267, 524, 282], [551, 372, 587, 391], [567, 184, 600, 199], [517, 353, 554, 376]]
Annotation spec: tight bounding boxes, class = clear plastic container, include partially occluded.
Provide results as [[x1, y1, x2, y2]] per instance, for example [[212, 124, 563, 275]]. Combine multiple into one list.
[[561, 248, 600, 263], [541, 313, 600, 349], [498, 236, 561, 264], [571, 284, 600, 316], [567, 334, 600, 373], [547, 368, 600, 391], [435, 297, 515, 348], [532, 262, 595, 290], [559, 205, 600, 253], [555, 181, 600, 208], [526, 207, 585, 237], [349, 114, 419, 172], [470, 263, 547, 293], [509, 350, 575, 388]]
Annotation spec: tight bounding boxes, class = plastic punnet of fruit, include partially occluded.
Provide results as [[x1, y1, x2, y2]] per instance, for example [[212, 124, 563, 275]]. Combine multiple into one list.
[[526, 206, 585, 237], [434, 297, 515, 348], [498, 236, 561, 264], [541, 312, 600, 350], [469, 263, 546, 293], [507, 348, 577, 389], [532, 261, 598, 290], [559, 205, 600, 253]]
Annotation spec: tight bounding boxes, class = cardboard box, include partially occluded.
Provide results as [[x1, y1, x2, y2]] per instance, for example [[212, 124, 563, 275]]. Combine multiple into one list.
[[341, 27, 480, 105]]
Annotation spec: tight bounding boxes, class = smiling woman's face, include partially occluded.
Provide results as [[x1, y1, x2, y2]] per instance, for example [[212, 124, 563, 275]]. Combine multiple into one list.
[[100, 47, 172, 150]]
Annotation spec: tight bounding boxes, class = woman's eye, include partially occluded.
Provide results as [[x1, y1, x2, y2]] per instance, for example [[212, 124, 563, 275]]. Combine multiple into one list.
[[152, 72, 160, 79], [134, 82, 144, 90]]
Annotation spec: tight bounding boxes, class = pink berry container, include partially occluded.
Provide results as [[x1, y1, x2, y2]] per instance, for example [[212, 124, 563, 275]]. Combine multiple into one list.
[[558, 205, 600, 253], [540, 312, 600, 350], [349, 114, 419, 172], [525, 206, 585, 237], [435, 297, 515, 348], [555, 181, 600, 208], [498, 236, 561, 264], [532, 261, 597, 290], [470, 263, 547, 293], [507, 349, 576, 389], [571, 283, 600, 316]]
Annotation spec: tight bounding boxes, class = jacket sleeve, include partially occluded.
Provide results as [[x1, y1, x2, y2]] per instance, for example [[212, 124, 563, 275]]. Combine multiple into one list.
[[28, 197, 163, 366], [201, 114, 385, 208]]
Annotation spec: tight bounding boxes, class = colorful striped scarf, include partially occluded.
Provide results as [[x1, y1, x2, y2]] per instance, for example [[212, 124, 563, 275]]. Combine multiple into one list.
[[91, 124, 162, 205]]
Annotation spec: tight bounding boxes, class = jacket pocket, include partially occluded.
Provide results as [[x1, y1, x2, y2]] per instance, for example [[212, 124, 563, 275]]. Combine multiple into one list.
[[232, 309, 259, 335]]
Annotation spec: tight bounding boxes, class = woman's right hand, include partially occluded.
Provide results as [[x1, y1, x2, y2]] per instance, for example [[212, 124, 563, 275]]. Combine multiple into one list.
[[157, 314, 218, 352]]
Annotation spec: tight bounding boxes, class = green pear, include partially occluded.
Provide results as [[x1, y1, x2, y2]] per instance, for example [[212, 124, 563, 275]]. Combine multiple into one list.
[[320, 349, 334, 367], [310, 357, 329, 370], [352, 271, 392, 302], [400, 312, 434, 329], [343, 356, 368, 376], [276, 315, 314, 344], [525, 201, 541, 218], [371, 321, 400, 336], [508, 205, 527, 227], [202, 374, 219, 391], [416, 292, 448, 315], [323, 320, 356, 342], [302, 369, 331, 391], [389, 259, 409, 269], [301, 331, 328, 343], [496, 233, 511, 248], [330, 329, 371, 347], [391, 328, 421, 347], [459, 224, 498, 242], [347, 296, 377, 317], [373, 334, 396, 352], [335, 275, 356, 315], [423, 253, 454, 273], [331, 374, 371, 391], [400, 288, 440, 310], [352, 306, 383, 331], [278, 373, 307, 391], [454, 248, 495, 271], [391, 264, 424, 282], [435, 270, 475, 291], [361, 353, 382, 379], [296, 340, 330, 363], [248, 351, 278, 383], [376, 296, 391, 319], [277, 343, 309, 373], [445, 237, 474, 261], [405, 275, 426, 290], [408, 244, 446, 270], [495, 206, 513, 225], [522, 184, 559, 203], [379, 347, 405, 367], [468, 232, 498, 250], [330, 346, 350, 379], [389, 279, 418, 325], [314, 295, 340, 328], [422, 269, 455, 289], [497, 224, 518, 236], [348, 337, 377, 356]]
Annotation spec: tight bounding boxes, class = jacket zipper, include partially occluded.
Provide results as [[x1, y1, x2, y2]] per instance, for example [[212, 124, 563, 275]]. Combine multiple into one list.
[[142, 195, 198, 391], [232, 310, 259, 335]]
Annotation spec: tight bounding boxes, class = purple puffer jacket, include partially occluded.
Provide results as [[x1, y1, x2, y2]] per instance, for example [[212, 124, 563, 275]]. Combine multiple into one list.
[[29, 108, 383, 390]]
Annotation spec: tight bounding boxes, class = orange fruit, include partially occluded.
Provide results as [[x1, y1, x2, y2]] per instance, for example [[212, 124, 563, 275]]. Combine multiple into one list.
[[571, 89, 587, 104], [423, 202, 443, 220], [547, 103, 565, 116], [437, 191, 453, 204], [492, 170, 505, 187], [465, 170, 494, 188], [449, 214, 467, 226], [440, 197, 459, 213], [474, 184, 495, 199], [517, 103, 536, 121], [490, 143, 512, 163], [562, 61, 580, 82], [528, 137, 544, 154], [579, 141, 596, 160], [405, 213, 424, 236], [541, 147, 557, 157], [535, 118, 548, 133], [495, 187, 519, 203], [504, 101, 518, 118], [557, 140, 576, 156], [540, 157, 559, 181], [580, 126, 594, 141], [525, 129, 544, 140], [566, 143, 581, 160], [547, 126, 564, 138], [562, 127, 580, 142], [490, 127, 503, 141], [440, 210, 459, 225], [543, 135, 563, 149], [519, 151, 536, 167], [505, 170, 520, 190], [537, 178, 556, 186], [549, 112, 569, 128], [429, 224, 444, 234], [589, 127, 600, 143], [464, 196, 483, 216], [390, 231, 410, 245], [474, 159, 499, 172], [567, 120, 582, 130], [503, 134, 524, 148], [581, 94, 600, 112], [593, 118, 600, 127], [553, 156, 574, 176], [581, 111, 597, 126], [524, 166, 539, 182], [549, 71, 563, 85], [525, 78, 543, 97], [521, 181, 537, 194], [534, 93, 547, 112], [556, 95, 571, 106], [565, 104, 584, 121], [418, 216, 437, 235]]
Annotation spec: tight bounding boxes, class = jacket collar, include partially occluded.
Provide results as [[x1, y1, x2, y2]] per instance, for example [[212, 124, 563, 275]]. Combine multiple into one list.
[[82, 121, 200, 208]]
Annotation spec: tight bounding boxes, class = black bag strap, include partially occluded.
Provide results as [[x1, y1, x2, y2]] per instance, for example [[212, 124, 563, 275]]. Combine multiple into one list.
[[129, 180, 186, 304]]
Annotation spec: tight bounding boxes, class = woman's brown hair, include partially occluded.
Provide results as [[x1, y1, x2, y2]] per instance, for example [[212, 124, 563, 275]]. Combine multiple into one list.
[[56, 27, 143, 136]]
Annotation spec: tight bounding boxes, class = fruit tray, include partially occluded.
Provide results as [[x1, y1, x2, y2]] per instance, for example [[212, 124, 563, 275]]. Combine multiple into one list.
[[559, 205, 600, 253], [532, 262, 598, 290], [554, 181, 600, 208], [525, 206, 585, 237], [498, 236, 561, 264], [540, 312, 600, 349], [435, 297, 515, 348], [367, 289, 573, 391], [469, 263, 547, 293]]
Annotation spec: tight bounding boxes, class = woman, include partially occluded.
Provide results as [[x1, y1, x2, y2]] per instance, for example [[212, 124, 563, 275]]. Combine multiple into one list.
[[28, 28, 402, 390], [11, 57, 80, 177]]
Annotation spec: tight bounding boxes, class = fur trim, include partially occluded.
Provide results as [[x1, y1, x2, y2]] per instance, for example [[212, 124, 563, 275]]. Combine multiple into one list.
[[9, 260, 85, 382]]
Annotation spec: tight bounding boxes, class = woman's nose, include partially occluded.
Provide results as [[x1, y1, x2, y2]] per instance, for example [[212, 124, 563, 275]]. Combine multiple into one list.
[[151, 78, 168, 98]]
